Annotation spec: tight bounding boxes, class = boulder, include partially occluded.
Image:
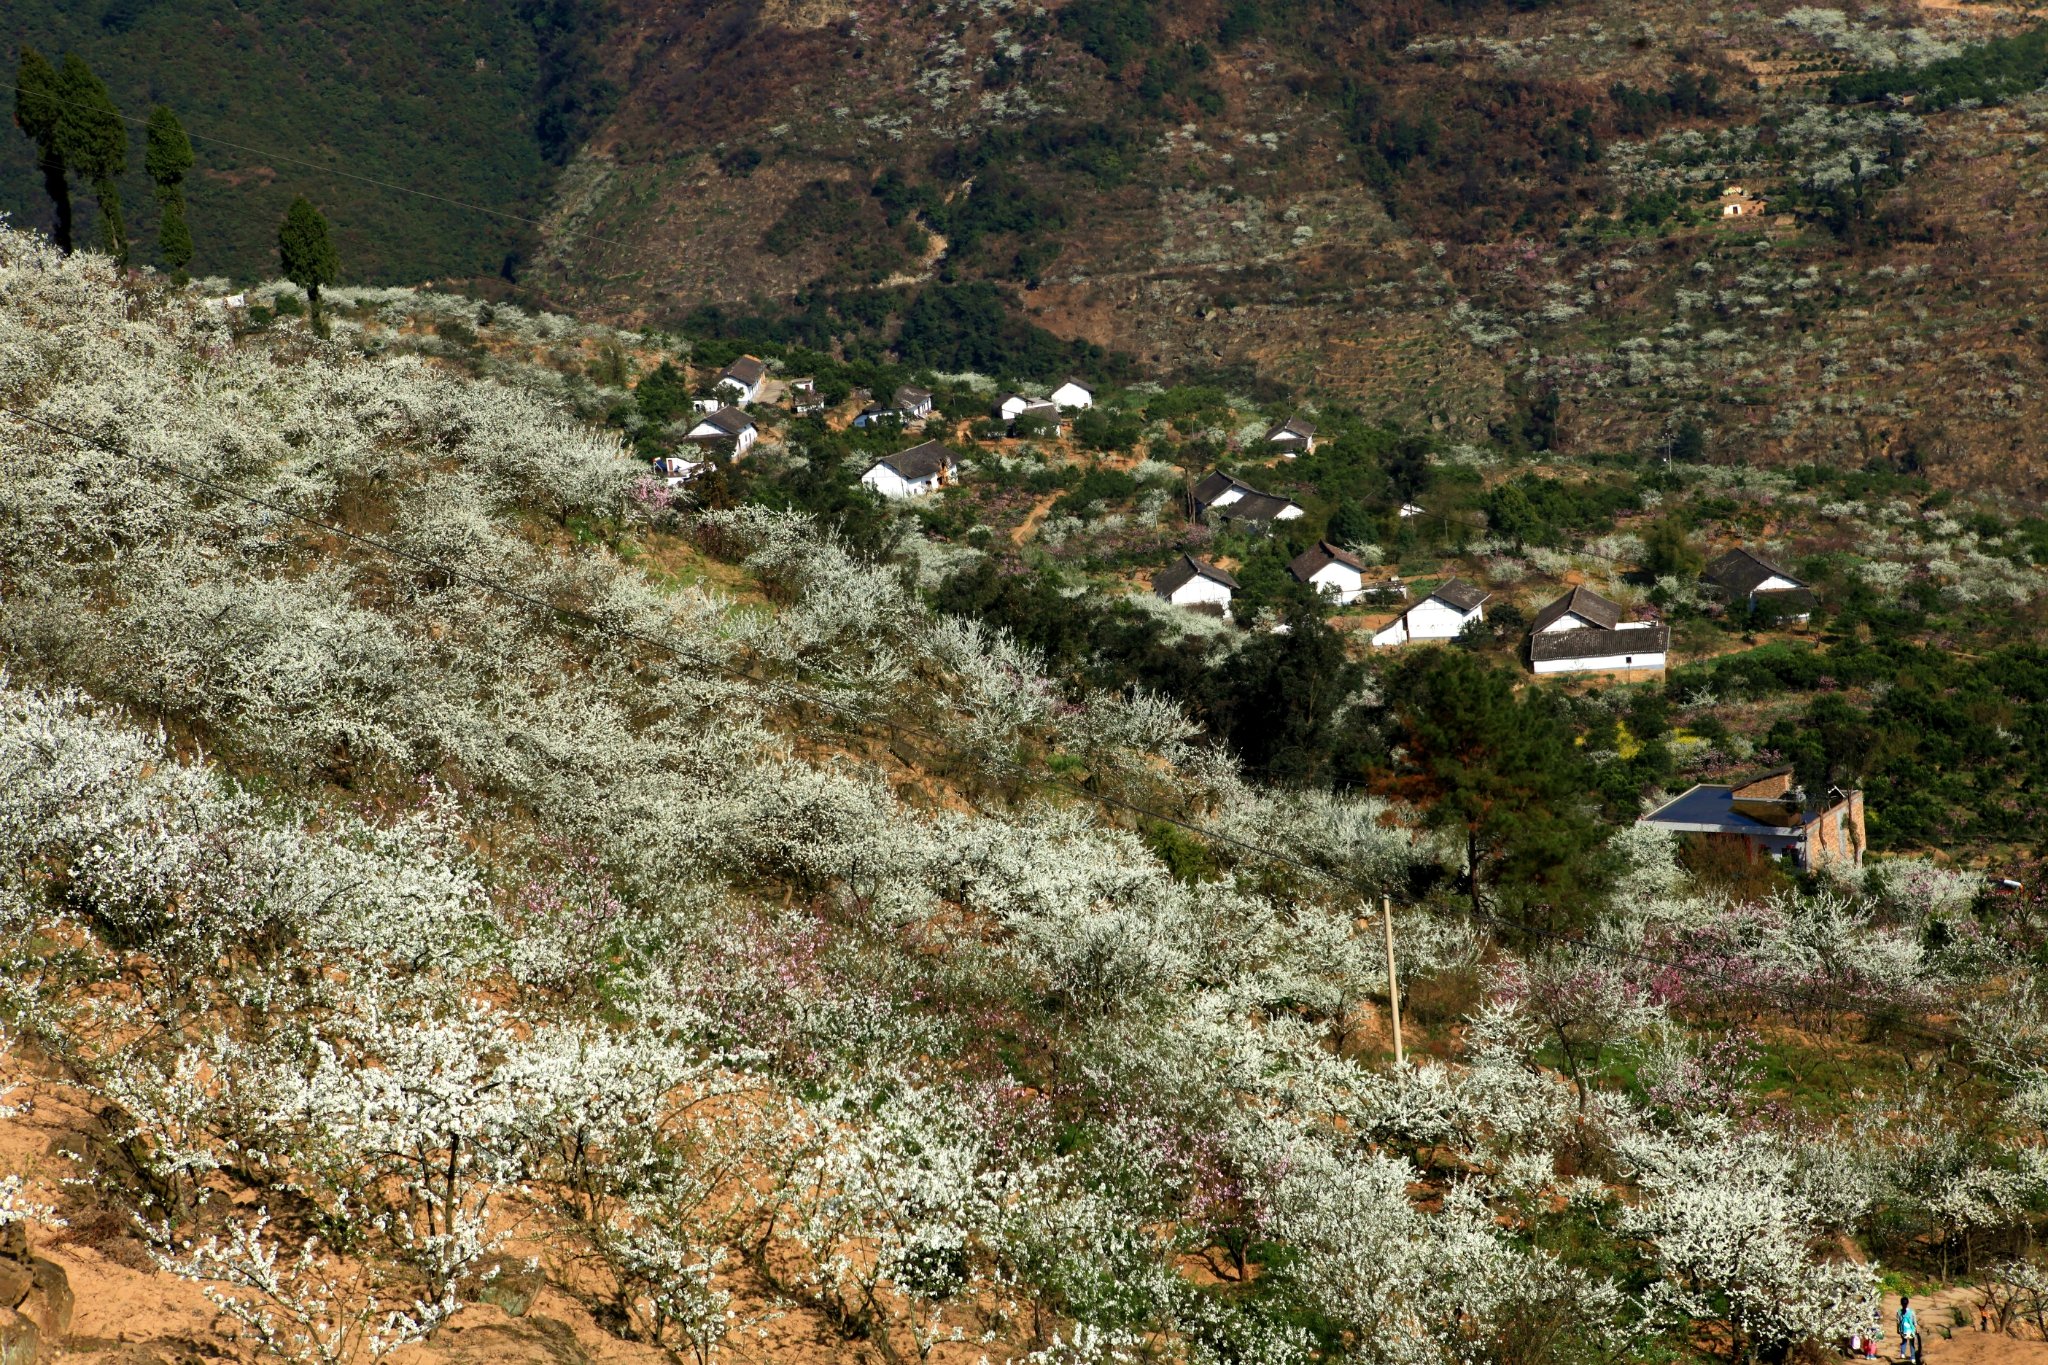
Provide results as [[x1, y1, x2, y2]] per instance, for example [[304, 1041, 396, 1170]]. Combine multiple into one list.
[[0, 1227, 23, 1264], [23, 1257, 70, 1339], [0, 1307, 36, 1365], [0, 1260, 27, 1311], [471, 1257, 544, 1318]]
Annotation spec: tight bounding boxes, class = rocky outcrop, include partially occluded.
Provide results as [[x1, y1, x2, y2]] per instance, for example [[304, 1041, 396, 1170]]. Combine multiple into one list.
[[0, 1222, 70, 1355]]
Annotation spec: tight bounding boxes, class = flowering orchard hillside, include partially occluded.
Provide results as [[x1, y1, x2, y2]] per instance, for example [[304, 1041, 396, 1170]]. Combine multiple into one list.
[[0, 230, 2043, 1365]]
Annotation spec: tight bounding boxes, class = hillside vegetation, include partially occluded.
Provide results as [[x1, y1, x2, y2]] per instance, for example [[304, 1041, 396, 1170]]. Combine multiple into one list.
[[1, 0, 614, 281], [5, 219, 2048, 1365], [515, 0, 2048, 489]]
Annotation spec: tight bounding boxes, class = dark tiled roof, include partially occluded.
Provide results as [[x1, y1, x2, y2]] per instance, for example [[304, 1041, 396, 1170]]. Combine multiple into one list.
[[1192, 470, 1254, 508], [1265, 416, 1317, 444], [721, 355, 767, 386], [874, 440, 958, 481], [690, 406, 757, 437], [1289, 540, 1370, 582], [1430, 578, 1490, 613], [894, 385, 933, 410], [1532, 585, 1624, 633], [1222, 492, 1300, 524], [1529, 624, 1670, 664], [1153, 554, 1239, 597], [1707, 546, 1802, 596]]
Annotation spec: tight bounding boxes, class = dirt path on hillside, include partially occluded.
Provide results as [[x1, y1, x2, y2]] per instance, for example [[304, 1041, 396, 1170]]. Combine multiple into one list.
[[1011, 490, 1061, 546], [1879, 1289, 2048, 1363]]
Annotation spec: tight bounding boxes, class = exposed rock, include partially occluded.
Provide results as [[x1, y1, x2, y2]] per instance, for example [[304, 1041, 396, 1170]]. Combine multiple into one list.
[[0, 1306, 36, 1365], [24, 1256, 71, 1339], [471, 1257, 545, 1318], [0, 1260, 27, 1312]]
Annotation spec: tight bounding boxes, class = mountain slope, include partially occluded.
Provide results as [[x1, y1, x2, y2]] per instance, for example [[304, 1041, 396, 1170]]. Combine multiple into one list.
[[528, 0, 2048, 489], [2, 0, 614, 281]]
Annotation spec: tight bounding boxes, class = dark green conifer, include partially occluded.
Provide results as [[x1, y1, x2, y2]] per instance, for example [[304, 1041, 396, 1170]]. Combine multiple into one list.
[[145, 105, 195, 276], [54, 54, 129, 265], [278, 196, 340, 334], [12, 48, 73, 252]]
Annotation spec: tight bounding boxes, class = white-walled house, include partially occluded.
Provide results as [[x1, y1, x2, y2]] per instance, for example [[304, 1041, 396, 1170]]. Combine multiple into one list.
[[715, 355, 768, 406], [1264, 416, 1317, 457], [861, 441, 959, 499], [1706, 547, 1815, 619], [1191, 470, 1257, 516], [650, 455, 707, 488], [894, 385, 934, 420], [1216, 491, 1306, 530], [1528, 586, 1668, 675], [1531, 624, 1670, 675], [1288, 541, 1371, 604], [1370, 579, 1489, 647], [1532, 584, 1625, 635], [1152, 554, 1238, 615], [684, 406, 758, 458], [1050, 379, 1093, 410]]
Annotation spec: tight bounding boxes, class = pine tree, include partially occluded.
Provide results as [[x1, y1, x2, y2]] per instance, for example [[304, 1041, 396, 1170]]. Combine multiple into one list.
[[145, 106, 195, 276], [54, 54, 129, 266], [12, 47, 72, 253], [1382, 649, 1606, 938], [278, 196, 340, 334]]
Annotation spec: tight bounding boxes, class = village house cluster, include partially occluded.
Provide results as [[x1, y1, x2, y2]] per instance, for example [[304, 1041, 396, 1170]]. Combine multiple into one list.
[[640, 359, 1819, 696]]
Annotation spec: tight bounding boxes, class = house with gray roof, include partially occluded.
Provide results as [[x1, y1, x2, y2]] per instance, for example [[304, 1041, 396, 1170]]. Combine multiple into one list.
[[1371, 578, 1489, 647], [1527, 585, 1670, 675], [715, 355, 768, 406], [1153, 555, 1239, 615], [1263, 416, 1318, 456], [1706, 548, 1815, 619], [861, 441, 959, 499]]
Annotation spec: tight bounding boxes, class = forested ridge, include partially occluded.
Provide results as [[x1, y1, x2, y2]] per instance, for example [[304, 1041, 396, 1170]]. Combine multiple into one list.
[[1, 0, 614, 281]]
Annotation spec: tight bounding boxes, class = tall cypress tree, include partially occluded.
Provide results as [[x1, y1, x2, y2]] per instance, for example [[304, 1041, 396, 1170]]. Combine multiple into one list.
[[145, 105, 195, 276], [54, 54, 129, 266], [278, 196, 340, 335], [12, 48, 72, 253]]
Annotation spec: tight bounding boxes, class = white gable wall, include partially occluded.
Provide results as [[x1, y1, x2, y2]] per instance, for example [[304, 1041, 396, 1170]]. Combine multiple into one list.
[[1539, 611, 1601, 634], [861, 465, 944, 499], [1309, 563, 1365, 604], [686, 420, 758, 457], [1372, 597, 1481, 647], [1166, 576, 1234, 612], [1405, 597, 1480, 641], [1050, 382, 1093, 409], [716, 375, 762, 406]]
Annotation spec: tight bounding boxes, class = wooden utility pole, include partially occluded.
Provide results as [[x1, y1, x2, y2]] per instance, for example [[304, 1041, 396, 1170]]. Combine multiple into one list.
[[1382, 895, 1404, 1067]]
